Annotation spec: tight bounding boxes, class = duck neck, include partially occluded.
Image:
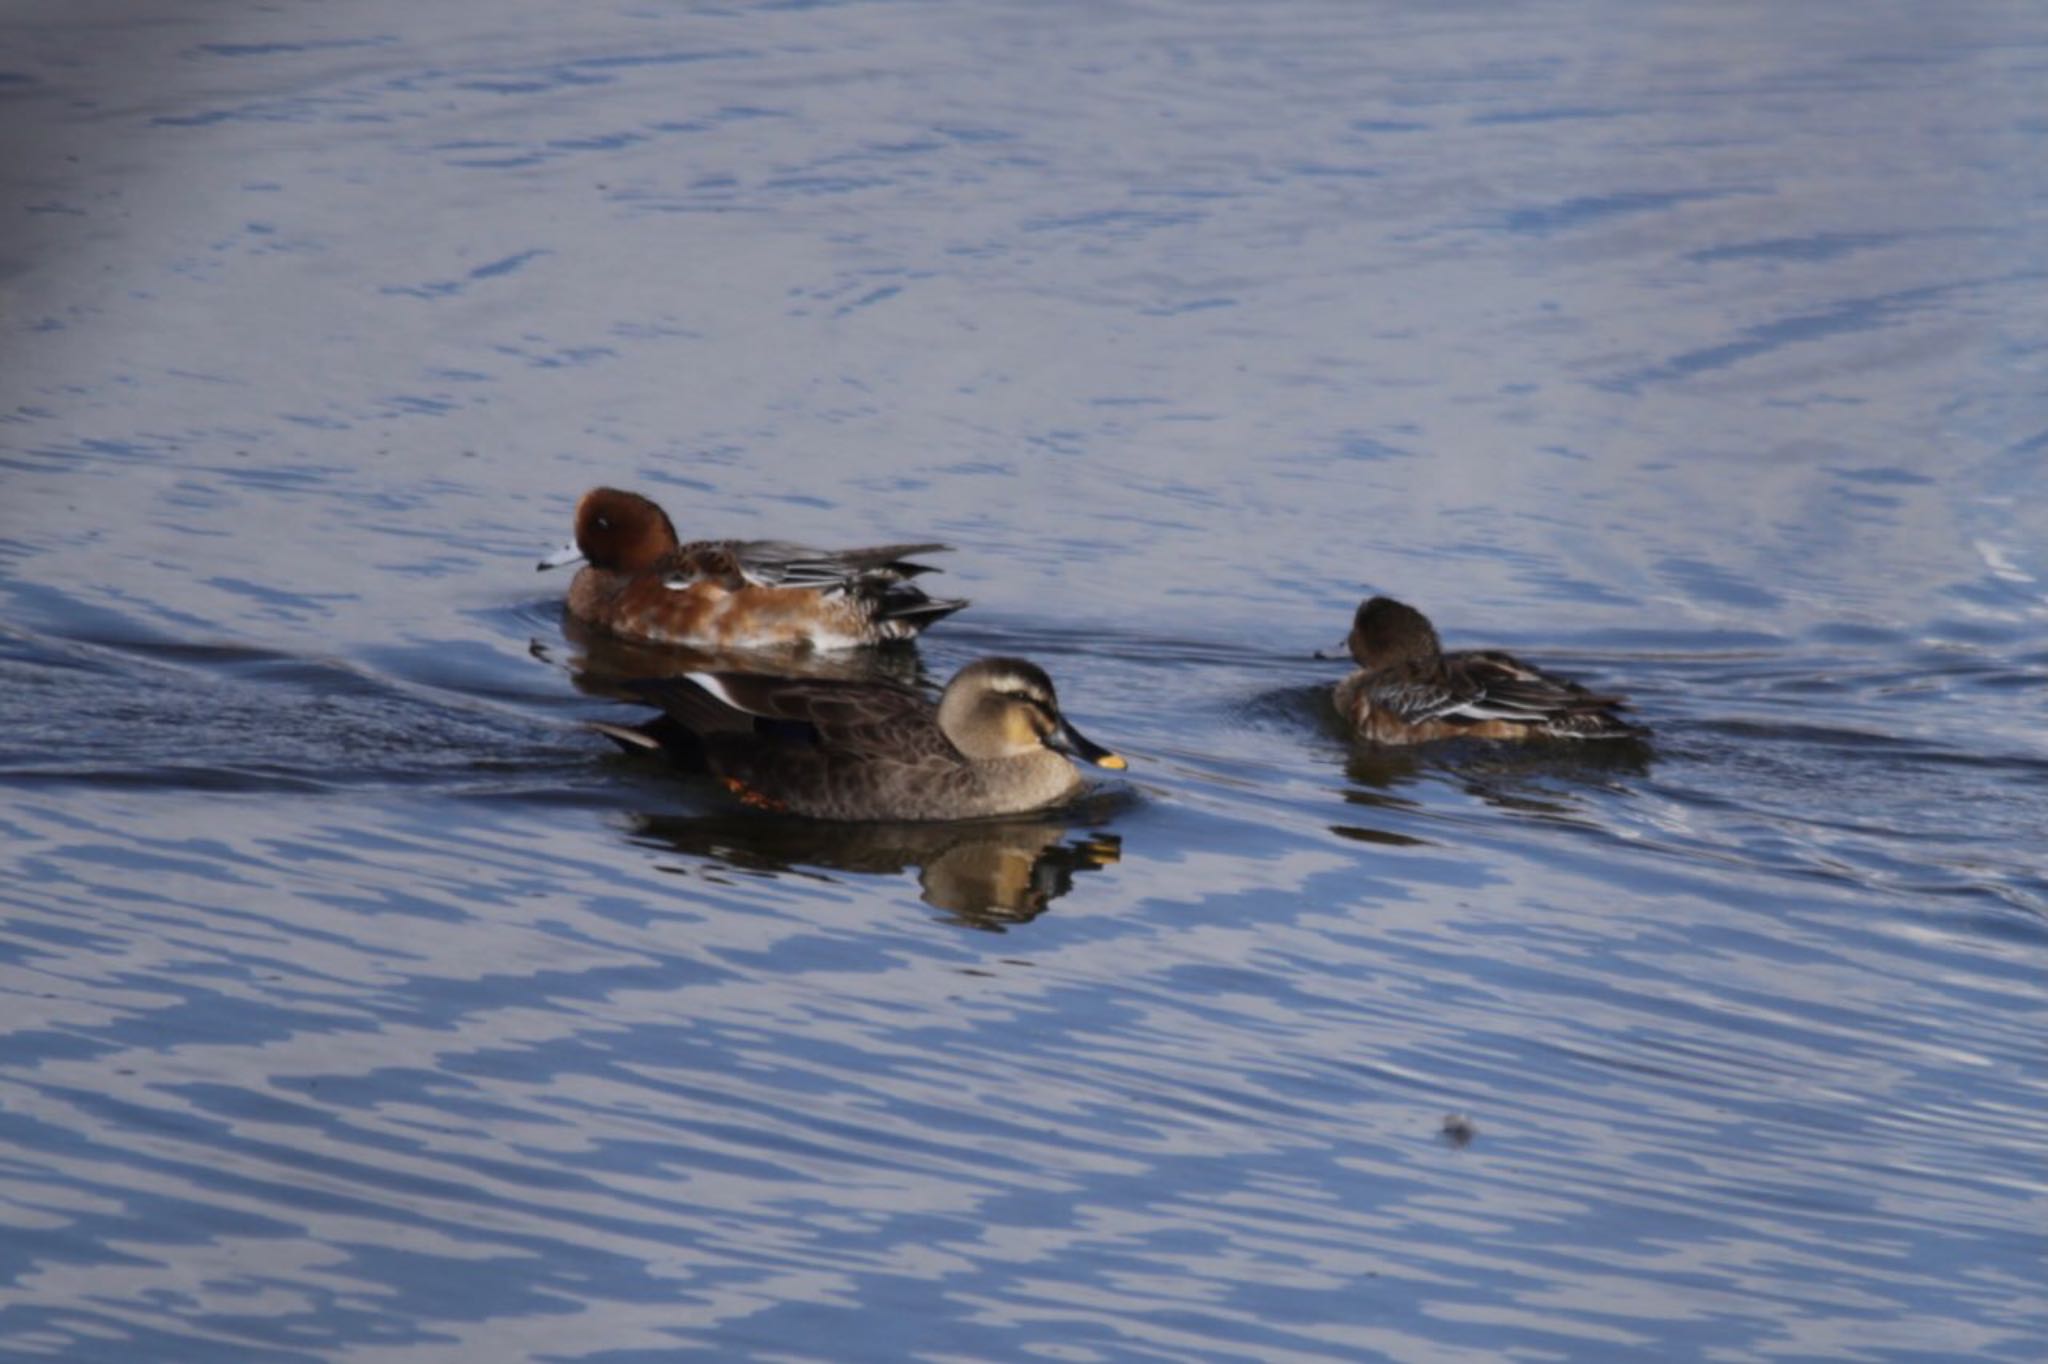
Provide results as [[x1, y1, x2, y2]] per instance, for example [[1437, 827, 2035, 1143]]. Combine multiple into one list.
[[969, 750, 1081, 814]]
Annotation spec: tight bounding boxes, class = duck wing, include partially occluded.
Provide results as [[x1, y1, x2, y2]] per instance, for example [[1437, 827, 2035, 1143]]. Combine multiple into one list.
[[1430, 650, 1641, 736], [750, 541, 951, 586], [624, 670, 974, 816], [1360, 673, 1476, 726], [667, 540, 951, 592], [627, 671, 942, 758]]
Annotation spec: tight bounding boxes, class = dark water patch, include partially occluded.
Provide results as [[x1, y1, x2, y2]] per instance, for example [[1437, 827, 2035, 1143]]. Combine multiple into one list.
[[1491, 188, 1732, 236], [1612, 724, 2048, 921], [1514, 567, 1641, 608], [566, 48, 757, 74], [441, 151, 546, 170], [0, 581, 203, 658], [1329, 820, 1431, 848], [0, 621, 124, 677], [0, 622, 572, 795], [203, 574, 357, 622], [1653, 554, 1786, 610], [490, 340, 618, 370], [1235, 681, 1343, 734], [1021, 207, 1205, 237], [1687, 231, 1898, 264], [1329, 753, 1654, 864], [15, 435, 185, 469], [0, 764, 342, 795], [186, 462, 347, 495], [1604, 270, 2045, 391], [152, 102, 331, 129], [360, 636, 573, 707], [193, 38, 398, 59], [1470, 104, 1632, 125], [547, 131, 647, 153], [1806, 620, 1911, 647], [935, 614, 1322, 677], [1829, 463, 1936, 486], [1689, 717, 1944, 752], [374, 393, 464, 417]]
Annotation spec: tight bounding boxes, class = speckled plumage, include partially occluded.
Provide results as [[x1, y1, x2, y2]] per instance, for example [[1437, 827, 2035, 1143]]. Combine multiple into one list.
[[1334, 597, 1646, 744]]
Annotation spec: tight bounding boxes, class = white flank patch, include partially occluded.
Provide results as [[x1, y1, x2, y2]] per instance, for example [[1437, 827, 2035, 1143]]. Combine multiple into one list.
[[686, 671, 743, 709]]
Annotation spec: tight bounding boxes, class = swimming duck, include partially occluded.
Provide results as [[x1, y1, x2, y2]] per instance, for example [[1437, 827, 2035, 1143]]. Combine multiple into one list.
[[595, 657, 1128, 821], [1332, 596, 1646, 743], [539, 487, 967, 650]]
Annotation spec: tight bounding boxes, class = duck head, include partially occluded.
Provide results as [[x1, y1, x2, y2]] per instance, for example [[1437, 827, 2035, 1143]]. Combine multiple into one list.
[[1346, 596, 1444, 670], [937, 657, 1126, 769], [539, 487, 680, 573]]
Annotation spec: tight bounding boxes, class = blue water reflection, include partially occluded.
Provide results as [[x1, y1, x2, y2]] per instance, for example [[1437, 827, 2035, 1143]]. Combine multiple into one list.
[[2, 0, 2045, 1360]]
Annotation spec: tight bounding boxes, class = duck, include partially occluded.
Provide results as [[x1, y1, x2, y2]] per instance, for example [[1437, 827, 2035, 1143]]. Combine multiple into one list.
[[538, 487, 967, 650], [1332, 596, 1646, 743], [594, 657, 1128, 821]]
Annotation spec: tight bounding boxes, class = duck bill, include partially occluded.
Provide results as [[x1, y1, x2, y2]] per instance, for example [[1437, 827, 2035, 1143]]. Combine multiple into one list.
[[1044, 716, 1127, 770], [537, 541, 586, 571], [1312, 637, 1352, 662]]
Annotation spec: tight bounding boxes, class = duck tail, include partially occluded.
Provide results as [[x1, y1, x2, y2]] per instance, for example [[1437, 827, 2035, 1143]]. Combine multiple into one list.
[[872, 589, 970, 640], [1557, 705, 1651, 741], [773, 543, 952, 586]]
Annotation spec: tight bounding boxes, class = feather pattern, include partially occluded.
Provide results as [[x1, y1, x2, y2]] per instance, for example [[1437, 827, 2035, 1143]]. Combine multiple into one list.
[[666, 540, 951, 592], [1335, 598, 1645, 744]]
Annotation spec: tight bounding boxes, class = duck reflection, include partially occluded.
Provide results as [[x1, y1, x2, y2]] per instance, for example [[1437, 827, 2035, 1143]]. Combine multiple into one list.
[[1316, 690, 1654, 845], [537, 611, 931, 701], [1348, 735, 1649, 808], [627, 808, 1123, 929]]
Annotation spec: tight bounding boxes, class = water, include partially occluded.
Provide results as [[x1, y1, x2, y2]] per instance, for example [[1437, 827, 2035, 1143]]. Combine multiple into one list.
[[3, 1, 2044, 1359]]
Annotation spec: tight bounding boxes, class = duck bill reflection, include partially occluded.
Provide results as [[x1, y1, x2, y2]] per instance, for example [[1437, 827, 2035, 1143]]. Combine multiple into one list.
[[1044, 717, 1127, 771], [537, 541, 585, 571]]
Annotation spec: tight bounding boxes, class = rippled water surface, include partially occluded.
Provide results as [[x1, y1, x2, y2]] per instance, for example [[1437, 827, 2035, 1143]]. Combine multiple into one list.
[[3, 1, 2045, 1359]]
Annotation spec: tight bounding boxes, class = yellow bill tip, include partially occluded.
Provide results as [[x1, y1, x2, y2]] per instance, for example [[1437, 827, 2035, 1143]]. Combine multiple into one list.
[[1095, 753, 1128, 771]]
